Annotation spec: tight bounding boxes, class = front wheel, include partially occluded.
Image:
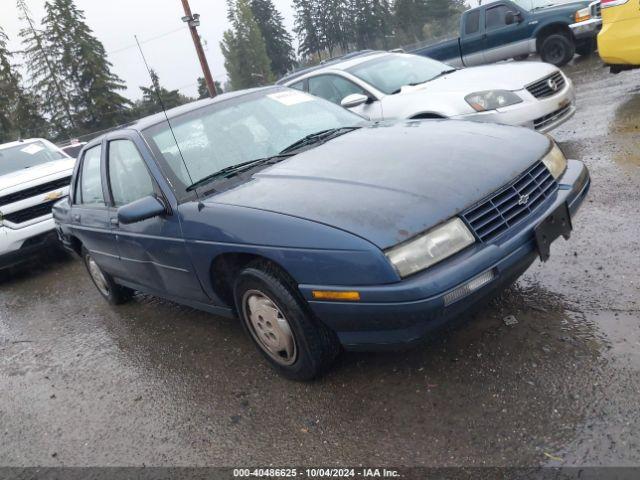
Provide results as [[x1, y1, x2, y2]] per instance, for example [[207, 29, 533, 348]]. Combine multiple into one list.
[[540, 34, 575, 67], [234, 263, 340, 380], [82, 248, 133, 305]]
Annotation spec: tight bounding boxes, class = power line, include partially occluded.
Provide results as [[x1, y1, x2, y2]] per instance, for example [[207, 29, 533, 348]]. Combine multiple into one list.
[[107, 27, 185, 55]]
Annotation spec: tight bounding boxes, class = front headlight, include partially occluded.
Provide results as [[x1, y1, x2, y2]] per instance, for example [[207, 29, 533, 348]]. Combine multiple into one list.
[[541, 141, 567, 179], [574, 7, 591, 22], [465, 90, 523, 112], [385, 217, 475, 278]]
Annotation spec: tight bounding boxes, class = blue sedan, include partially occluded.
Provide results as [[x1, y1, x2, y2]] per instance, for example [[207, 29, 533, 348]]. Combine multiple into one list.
[[54, 87, 590, 380]]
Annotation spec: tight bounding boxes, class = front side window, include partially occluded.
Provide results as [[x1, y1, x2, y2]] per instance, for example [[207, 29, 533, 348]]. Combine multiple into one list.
[[289, 80, 305, 91], [108, 140, 155, 207], [485, 5, 513, 30], [77, 146, 104, 206], [308, 75, 366, 105], [144, 90, 365, 192]]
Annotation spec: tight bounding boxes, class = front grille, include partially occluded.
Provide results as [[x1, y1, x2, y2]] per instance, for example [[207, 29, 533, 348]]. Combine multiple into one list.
[[590, 1, 601, 18], [534, 103, 573, 130], [462, 161, 558, 242], [526, 72, 565, 99], [0, 176, 71, 207], [3, 199, 58, 224]]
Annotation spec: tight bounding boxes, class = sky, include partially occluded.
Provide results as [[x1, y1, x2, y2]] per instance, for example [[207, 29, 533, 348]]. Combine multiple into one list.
[[0, 0, 296, 100]]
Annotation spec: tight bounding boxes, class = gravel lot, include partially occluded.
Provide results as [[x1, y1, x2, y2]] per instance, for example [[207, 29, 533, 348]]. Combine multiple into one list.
[[1, 54, 639, 468]]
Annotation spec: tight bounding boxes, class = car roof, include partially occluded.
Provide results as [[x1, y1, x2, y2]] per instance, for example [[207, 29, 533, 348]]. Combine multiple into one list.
[[276, 51, 389, 85]]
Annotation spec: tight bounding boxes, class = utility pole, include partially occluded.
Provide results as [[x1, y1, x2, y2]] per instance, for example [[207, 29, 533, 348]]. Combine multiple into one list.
[[180, 0, 217, 98]]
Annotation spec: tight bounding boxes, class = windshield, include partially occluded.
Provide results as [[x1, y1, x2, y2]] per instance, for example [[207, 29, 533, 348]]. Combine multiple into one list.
[[0, 141, 67, 176], [143, 89, 366, 191], [347, 54, 454, 95]]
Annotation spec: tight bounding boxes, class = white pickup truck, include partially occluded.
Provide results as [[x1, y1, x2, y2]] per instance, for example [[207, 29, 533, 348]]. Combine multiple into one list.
[[0, 138, 74, 269]]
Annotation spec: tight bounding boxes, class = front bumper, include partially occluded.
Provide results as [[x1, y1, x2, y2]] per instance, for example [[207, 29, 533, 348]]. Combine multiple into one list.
[[451, 76, 576, 133], [570, 18, 602, 40], [299, 160, 590, 351], [0, 217, 60, 269]]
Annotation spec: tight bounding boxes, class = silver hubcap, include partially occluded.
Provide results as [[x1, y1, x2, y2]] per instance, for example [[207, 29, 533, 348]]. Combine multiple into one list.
[[86, 255, 110, 297], [242, 290, 297, 366]]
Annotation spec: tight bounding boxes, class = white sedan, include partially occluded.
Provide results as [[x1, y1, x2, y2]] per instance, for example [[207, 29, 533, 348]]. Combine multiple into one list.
[[277, 51, 575, 133]]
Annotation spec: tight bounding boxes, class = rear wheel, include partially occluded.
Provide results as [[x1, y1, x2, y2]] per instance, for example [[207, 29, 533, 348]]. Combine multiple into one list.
[[82, 248, 133, 305], [234, 262, 340, 380], [540, 34, 575, 66]]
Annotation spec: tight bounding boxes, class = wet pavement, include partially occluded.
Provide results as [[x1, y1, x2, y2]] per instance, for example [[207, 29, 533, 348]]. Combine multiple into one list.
[[1, 55, 639, 468]]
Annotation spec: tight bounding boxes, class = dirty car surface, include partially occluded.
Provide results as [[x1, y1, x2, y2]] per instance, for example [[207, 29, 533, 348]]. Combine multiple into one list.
[[53, 86, 590, 380]]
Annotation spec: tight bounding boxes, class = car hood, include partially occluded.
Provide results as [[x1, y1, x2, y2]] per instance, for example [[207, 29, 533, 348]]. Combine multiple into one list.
[[205, 121, 551, 249], [0, 158, 75, 193], [399, 62, 558, 95]]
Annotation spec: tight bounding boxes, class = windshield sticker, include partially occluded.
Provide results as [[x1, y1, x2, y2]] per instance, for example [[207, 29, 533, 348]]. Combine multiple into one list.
[[267, 91, 313, 106], [20, 144, 45, 155]]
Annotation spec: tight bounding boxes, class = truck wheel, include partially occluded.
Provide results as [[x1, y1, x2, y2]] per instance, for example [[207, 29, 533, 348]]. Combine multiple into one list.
[[234, 262, 341, 381], [540, 34, 575, 66], [82, 248, 133, 305]]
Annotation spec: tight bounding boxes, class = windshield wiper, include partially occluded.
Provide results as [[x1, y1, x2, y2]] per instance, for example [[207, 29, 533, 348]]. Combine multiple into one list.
[[278, 127, 361, 155], [186, 154, 293, 192], [391, 69, 458, 94]]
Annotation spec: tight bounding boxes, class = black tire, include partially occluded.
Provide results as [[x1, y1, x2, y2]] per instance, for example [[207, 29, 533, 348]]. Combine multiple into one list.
[[234, 262, 340, 380], [540, 34, 575, 66], [576, 38, 597, 56], [82, 248, 133, 305], [514, 54, 529, 61]]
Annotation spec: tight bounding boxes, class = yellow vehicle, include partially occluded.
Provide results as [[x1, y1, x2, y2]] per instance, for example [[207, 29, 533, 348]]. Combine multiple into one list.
[[598, 0, 640, 72]]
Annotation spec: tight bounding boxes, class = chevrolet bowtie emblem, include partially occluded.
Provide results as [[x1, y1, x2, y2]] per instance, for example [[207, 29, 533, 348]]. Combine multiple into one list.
[[44, 190, 63, 201], [518, 194, 530, 206]]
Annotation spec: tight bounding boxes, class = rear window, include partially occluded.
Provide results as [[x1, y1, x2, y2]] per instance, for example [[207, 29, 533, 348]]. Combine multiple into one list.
[[465, 10, 481, 34], [0, 141, 67, 176]]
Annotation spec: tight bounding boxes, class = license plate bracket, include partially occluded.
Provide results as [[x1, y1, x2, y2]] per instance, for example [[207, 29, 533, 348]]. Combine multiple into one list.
[[534, 202, 572, 262]]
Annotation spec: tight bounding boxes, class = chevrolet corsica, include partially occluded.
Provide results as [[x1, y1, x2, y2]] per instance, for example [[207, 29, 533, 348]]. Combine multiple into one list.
[[54, 87, 590, 380]]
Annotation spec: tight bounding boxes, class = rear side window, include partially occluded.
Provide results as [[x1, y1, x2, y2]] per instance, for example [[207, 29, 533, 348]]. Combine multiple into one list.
[[485, 5, 512, 30], [108, 140, 155, 207], [77, 146, 104, 206], [465, 10, 481, 34]]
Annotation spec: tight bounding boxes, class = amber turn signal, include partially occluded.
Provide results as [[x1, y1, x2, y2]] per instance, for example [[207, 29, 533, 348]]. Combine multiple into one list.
[[311, 290, 361, 301]]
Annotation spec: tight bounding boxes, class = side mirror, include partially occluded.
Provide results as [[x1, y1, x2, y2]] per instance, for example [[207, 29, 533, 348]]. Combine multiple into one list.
[[340, 93, 369, 109], [117, 195, 166, 224], [505, 11, 522, 24]]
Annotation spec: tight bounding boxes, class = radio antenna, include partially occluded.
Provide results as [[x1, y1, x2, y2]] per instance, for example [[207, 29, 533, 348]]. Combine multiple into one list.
[[134, 35, 196, 191]]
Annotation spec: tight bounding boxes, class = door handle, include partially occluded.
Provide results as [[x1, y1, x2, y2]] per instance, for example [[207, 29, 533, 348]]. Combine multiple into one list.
[[110, 217, 119, 226], [72, 214, 81, 222]]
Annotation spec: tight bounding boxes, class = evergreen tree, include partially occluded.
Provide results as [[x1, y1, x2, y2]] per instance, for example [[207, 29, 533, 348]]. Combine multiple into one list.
[[293, 0, 323, 60], [40, 0, 131, 135], [394, 0, 429, 43], [221, 0, 275, 90], [0, 25, 47, 142], [17, 0, 75, 137], [136, 70, 192, 117], [250, 0, 296, 76], [197, 77, 223, 99]]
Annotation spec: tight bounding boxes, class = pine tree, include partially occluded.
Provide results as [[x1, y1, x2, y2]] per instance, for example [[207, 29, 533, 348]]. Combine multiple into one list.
[[0, 25, 47, 142], [197, 77, 223, 99], [394, 0, 429, 43], [293, 0, 323, 61], [136, 70, 192, 117], [221, 0, 275, 90], [40, 0, 131, 135], [17, 0, 75, 137], [249, 0, 296, 76]]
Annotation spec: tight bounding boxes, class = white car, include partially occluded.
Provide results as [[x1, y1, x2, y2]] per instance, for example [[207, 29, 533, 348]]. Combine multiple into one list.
[[0, 138, 74, 269], [278, 51, 576, 132]]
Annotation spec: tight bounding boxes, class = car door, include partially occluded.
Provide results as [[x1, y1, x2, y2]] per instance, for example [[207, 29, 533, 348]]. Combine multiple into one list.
[[68, 143, 120, 274], [105, 134, 208, 301], [483, 3, 531, 63], [307, 74, 384, 120], [461, 9, 487, 66]]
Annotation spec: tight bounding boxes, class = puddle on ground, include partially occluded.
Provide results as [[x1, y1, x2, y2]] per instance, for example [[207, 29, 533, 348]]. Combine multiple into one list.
[[610, 93, 640, 172]]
